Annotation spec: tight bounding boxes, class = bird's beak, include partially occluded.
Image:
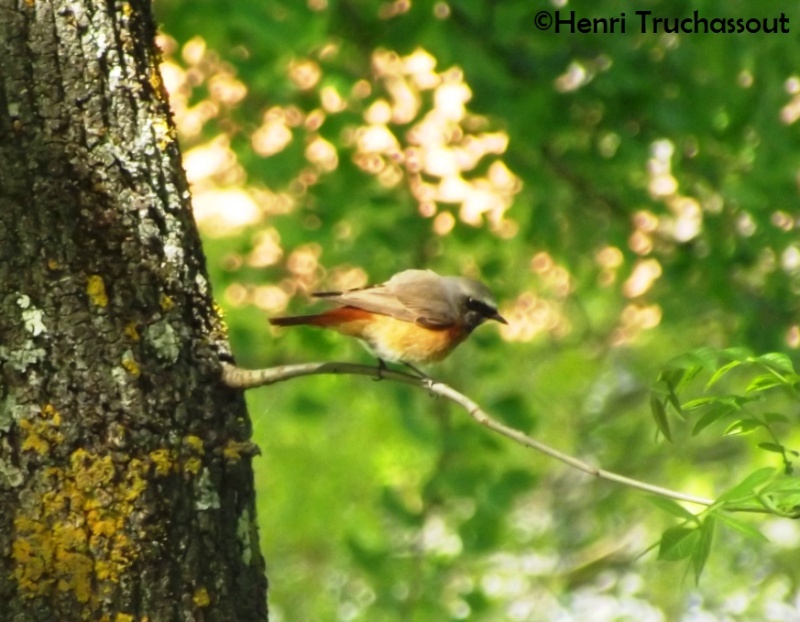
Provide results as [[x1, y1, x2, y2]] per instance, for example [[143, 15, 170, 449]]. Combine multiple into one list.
[[491, 312, 508, 325]]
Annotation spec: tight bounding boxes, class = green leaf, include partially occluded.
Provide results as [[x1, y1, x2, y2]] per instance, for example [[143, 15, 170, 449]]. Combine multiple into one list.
[[652, 373, 687, 418], [757, 479, 800, 514], [692, 402, 738, 436], [761, 476, 800, 494], [665, 387, 686, 420], [648, 496, 699, 523], [686, 348, 724, 370], [745, 374, 786, 394], [765, 412, 790, 424], [753, 352, 796, 374], [650, 394, 672, 442], [723, 418, 764, 436], [705, 359, 742, 389], [673, 365, 703, 395], [662, 349, 719, 390], [720, 347, 753, 362], [716, 513, 769, 542], [758, 442, 786, 454], [717, 467, 776, 504], [658, 526, 700, 561], [682, 396, 728, 411], [692, 516, 715, 583]]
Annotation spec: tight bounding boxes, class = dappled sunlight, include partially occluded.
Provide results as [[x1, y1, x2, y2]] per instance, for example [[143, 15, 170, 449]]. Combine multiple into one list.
[[247, 229, 284, 268], [163, 38, 522, 238], [251, 111, 294, 157], [158, 34, 525, 307], [224, 280, 297, 314], [158, 34, 266, 235], [305, 136, 339, 172], [501, 252, 573, 343], [252, 285, 292, 314], [611, 303, 663, 346], [646, 139, 703, 244], [285, 243, 323, 287], [158, 34, 247, 142], [432, 211, 456, 236], [192, 188, 261, 237], [554, 60, 592, 92], [288, 58, 322, 90], [596, 245, 624, 288], [554, 56, 612, 93], [326, 266, 370, 293], [378, 0, 411, 20], [771, 210, 795, 232], [780, 244, 800, 273], [501, 292, 568, 342], [623, 259, 662, 298], [780, 76, 800, 124], [183, 136, 242, 185], [420, 514, 463, 557], [787, 325, 800, 349], [357, 48, 522, 233]]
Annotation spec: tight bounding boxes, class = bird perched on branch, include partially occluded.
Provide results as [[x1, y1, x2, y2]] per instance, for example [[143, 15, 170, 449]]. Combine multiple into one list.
[[269, 269, 507, 375]]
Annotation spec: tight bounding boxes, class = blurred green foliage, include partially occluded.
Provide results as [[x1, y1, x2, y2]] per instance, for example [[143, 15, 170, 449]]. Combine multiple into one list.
[[157, 0, 800, 619]]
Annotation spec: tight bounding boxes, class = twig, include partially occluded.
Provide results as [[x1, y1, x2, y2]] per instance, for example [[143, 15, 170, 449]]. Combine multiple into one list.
[[221, 362, 715, 507]]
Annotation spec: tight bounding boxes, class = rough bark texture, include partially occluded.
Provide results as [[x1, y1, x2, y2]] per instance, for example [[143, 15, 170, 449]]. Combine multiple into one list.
[[0, 0, 267, 619]]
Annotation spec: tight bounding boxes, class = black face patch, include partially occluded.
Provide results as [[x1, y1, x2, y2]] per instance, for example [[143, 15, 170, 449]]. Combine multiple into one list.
[[466, 297, 498, 319]]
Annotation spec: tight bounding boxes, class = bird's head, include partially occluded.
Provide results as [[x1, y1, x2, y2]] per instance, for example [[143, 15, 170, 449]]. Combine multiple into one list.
[[448, 277, 507, 332]]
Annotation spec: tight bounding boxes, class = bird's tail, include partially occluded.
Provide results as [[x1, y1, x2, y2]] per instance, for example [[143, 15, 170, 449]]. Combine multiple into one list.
[[269, 314, 326, 327], [269, 307, 374, 328]]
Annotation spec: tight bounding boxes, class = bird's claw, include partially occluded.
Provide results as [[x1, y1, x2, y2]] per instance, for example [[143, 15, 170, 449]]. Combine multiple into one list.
[[373, 359, 388, 381]]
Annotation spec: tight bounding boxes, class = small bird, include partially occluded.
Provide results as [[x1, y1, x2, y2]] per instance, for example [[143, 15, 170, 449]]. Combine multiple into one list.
[[269, 269, 507, 375]]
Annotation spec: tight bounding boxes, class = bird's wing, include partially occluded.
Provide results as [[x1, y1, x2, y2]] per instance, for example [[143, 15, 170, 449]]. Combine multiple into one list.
[[314, 270, 458, 327]]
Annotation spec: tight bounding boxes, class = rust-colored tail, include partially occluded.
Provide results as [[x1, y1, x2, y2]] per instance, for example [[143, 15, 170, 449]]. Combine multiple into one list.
[[268, 314, 324, 327], [269, 307, 374, 328]]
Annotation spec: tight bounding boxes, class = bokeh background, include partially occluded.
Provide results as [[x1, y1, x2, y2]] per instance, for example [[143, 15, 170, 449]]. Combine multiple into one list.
[[154, 0, 800, 619]]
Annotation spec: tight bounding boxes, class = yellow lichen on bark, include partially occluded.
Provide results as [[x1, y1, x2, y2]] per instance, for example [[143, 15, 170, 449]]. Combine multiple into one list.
[[19, 404, 64, 455], [193, 586, 211, 607], [159, 292, 174, 311], [181, 435, 205, 475], [11, 446, 152, 607], [121, 350, 141, 377], [13, 406, 211, 609], [149, 448, 178, 476], [124, 322, 141, 342], [86, 275, 109, 307]]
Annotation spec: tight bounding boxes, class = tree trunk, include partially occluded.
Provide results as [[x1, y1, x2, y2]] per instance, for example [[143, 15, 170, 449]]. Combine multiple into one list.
[[0, 0, 267, 619]]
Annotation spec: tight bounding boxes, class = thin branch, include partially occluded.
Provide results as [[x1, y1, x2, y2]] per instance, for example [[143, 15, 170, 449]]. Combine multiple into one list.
[[221, 362, 715, 507]]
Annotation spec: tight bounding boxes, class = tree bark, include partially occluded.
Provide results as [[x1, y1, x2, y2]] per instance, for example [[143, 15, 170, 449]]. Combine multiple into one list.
[[0, 0, 267, 619]]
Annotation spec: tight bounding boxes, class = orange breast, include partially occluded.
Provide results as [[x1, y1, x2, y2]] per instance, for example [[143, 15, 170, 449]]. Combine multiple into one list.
[[321, 309, 467, 363]]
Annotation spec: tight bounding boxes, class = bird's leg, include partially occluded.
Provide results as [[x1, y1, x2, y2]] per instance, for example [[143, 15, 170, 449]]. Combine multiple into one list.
[[373, 359, 434, 387], [373, 358, 388, 381], [402, 362, 431, 380], [402, 362, 437, 393]]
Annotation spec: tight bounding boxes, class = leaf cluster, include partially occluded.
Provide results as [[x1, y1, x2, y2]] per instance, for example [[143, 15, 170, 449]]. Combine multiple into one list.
[[650, 348, 800, 582]]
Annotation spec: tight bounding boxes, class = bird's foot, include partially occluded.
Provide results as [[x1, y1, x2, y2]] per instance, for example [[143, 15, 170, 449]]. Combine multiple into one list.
[[402, 362, 431, 380], [372, 359, 388, 381]]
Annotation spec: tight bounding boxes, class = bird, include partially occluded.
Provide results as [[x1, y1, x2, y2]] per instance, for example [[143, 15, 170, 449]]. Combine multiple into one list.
[[269, 269, 507, 376]]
